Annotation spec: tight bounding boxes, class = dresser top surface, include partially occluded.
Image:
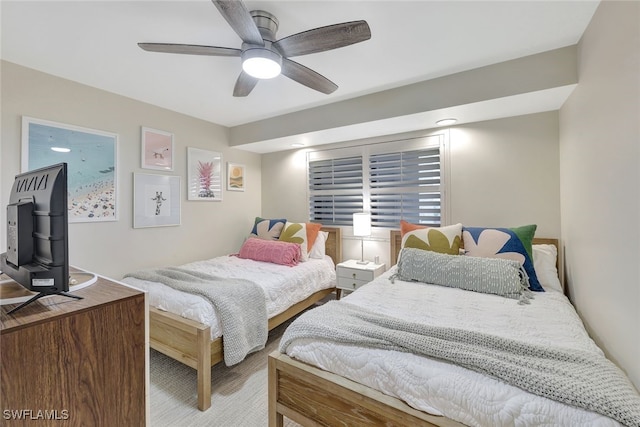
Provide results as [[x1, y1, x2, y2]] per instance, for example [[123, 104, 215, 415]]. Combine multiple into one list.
[[1, 268, 144, 331]]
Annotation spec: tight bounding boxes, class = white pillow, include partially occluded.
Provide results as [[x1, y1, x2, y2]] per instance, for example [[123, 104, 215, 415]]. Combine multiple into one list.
[[309, 231, 328, 259], [532, 244, 563, 293]]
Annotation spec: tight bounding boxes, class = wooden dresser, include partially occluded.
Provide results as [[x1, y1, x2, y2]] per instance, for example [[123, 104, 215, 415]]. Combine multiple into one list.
[[0, 270, 147, 426]]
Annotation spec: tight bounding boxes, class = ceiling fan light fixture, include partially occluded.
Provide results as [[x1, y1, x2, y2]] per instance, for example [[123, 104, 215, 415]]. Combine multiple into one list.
[[138, 2, 371, 96], [242, 48, 282, 79]]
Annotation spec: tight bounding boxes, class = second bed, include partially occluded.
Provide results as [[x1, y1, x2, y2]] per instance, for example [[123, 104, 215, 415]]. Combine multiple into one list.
[[123, 226, 341, 411]]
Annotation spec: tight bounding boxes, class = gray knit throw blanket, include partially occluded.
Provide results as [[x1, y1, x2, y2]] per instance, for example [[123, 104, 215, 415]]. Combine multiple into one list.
[[125, 267, 267, 366], [280, 301, 640, 426]]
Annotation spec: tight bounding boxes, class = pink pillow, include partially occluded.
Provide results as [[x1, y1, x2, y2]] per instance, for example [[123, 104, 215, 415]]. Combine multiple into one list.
[[236, 238, 301, 266]]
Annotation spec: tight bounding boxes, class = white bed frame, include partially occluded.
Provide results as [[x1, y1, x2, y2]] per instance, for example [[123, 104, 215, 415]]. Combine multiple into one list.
[[150, 226, 341, 411]]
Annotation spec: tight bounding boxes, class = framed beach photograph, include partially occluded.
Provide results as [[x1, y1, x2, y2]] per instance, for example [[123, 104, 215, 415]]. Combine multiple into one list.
[[227, 162, 245, 191], [141, 127, 174, 171], [133, 173, 181, 228], [22, 116, 118, 223], [187, 147, 223, 201]]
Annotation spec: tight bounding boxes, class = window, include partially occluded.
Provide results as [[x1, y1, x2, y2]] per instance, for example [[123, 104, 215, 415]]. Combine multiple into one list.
[[308, 149, 363, 225], [308, 134, 446, 228]]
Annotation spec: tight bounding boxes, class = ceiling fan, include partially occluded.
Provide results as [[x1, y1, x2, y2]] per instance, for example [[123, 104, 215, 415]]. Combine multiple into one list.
[[138, 0, 372, 97]]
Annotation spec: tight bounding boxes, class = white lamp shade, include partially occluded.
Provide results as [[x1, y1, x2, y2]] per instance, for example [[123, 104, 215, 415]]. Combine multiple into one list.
[[353, 212, 371, 237]]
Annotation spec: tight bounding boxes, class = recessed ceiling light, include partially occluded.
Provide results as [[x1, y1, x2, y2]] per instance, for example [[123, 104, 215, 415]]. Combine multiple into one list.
[[51, 147, 71, 153], [436, 118, 457, 126]]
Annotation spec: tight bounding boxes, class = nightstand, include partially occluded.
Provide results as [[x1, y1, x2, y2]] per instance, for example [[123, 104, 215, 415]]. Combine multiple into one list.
[[335, 260, 385, 299]]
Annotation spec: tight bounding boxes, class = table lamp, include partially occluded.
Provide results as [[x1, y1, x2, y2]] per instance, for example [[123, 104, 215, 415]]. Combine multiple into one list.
[[353, 212, 371, 264]]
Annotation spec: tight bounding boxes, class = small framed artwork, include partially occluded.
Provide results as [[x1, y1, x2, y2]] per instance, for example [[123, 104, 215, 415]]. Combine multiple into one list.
[[141, 127, 174, 171], [133, 173, 181, 228], [22, 116, 118, 223], [227, 162, 245, 191], [187, 147, 223, 201]]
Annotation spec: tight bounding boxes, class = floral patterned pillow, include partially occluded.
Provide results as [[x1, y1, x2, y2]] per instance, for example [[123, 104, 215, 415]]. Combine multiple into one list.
[[400, 221, 462, 255], [279, 222, 322, 261], [462, 224, 543, 291], [250, 217, 286, 240]]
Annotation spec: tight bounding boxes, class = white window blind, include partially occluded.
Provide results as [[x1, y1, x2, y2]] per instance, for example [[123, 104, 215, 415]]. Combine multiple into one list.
[[369, 147, 441, 227], [308, 155, 363, 225], [308, 134, 446, 228]]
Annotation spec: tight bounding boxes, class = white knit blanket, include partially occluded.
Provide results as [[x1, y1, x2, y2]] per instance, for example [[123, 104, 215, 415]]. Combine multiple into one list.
[[280, 301, 640, 426], [125, 267, 267, 366]]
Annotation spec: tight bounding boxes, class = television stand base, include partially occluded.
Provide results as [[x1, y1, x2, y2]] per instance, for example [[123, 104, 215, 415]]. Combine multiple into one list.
[[7, 291, 83, 315]]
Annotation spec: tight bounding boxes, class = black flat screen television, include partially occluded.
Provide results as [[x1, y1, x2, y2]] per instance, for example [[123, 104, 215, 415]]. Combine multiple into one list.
[[1, 162, 81, 314]]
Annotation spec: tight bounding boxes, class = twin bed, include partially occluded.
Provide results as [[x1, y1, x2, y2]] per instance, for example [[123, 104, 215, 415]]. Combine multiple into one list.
[[122, 226, 341, 411], [269, 230, 640, 427]]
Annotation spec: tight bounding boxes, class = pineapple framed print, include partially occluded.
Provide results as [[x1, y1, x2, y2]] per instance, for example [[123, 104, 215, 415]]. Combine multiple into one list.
[[187, 147, 223, 201]]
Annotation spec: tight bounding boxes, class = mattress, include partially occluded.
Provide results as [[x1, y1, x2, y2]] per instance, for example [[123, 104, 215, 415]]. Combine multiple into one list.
[[122, 255, 335, 339], [284, 267, 625, 426]]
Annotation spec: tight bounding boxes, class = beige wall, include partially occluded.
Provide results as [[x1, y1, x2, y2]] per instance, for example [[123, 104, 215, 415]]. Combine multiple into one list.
[[559, 0, 640, 389], [1, 61, 262, 279], [261, 111, 561, 266], [448, 112, 560, 236]]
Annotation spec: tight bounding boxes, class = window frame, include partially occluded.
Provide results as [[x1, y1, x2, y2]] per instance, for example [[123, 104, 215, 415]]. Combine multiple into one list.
[[306, 131, 450, 230]]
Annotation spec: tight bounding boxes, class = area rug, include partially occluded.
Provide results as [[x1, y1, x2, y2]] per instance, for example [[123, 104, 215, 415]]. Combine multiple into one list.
[[149, 318, 301, 427]]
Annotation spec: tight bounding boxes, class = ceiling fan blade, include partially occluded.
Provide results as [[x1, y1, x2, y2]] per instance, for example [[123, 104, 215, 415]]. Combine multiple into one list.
[[281, 58, 338, 95], [273, 20, 371, 57], [212, 0, 264, 46], [233, 71, 259, 97], [138, 43, 241, 57]]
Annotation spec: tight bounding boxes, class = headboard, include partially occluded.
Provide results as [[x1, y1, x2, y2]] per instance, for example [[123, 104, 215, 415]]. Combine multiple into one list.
[[389, 230, 559, 270], [321, 226, 342, 266]]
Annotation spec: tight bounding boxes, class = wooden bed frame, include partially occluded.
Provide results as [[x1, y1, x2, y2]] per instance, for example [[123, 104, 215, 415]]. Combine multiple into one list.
[[269, 230, 560, 426], [149, 226, 342, 411]]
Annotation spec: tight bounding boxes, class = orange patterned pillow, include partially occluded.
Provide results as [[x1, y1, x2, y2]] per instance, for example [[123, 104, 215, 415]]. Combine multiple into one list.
[[400, 220, 426, 236], [305, 222, 322, 252]]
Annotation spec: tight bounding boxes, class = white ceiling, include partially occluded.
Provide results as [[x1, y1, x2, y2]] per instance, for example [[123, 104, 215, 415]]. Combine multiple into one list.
[[1, 1, 599, 152]]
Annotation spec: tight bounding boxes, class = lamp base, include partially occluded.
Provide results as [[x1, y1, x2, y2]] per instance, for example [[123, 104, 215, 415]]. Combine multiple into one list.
[[357, 237, 369, 265]]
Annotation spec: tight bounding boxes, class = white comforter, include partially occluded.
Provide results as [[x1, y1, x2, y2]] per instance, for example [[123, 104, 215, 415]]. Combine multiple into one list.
[[285, 267, 625, 426], [122, 255, 335, 339]]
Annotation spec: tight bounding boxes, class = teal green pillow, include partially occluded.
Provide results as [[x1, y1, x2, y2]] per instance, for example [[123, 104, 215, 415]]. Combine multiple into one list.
[[462, 225, 543, 292]]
